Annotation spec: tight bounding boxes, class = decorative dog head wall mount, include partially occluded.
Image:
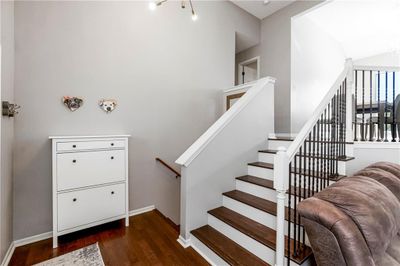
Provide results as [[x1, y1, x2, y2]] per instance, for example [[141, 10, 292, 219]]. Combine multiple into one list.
[[63, 96, 83, 112], [99, 99, 117, 113]]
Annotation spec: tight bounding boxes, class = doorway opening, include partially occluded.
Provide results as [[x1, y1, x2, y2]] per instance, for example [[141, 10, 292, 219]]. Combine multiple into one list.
[[237, 56, 260, 85]]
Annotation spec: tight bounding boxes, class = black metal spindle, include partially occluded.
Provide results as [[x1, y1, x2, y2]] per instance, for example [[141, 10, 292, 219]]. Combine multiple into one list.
[[343, 79, 347, 156], [288, 162, 292, 265], [377, 71, 381, 141], [392, 71, 396, 142], [361, 70, 366, 141], [316, 119, 321, 192], [335, 91, 339, 175], [307, 132, 312, 198], [354, 70, 358, 141], [323, 108, 327, 188], [369, 71, 373, 141], [385, 71, 389, 142], [293, 154, 298, 257]]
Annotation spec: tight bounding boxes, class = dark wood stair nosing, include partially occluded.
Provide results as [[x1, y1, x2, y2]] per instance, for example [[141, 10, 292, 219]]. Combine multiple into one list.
[[248, 162, 274, 169], [191, 225, 271, 266], [208, 206, 313, 265]]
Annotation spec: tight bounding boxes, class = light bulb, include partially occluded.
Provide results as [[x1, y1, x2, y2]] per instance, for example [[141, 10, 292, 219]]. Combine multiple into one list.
[[149, 2, 157, 10], [191, 12, 198, 21]]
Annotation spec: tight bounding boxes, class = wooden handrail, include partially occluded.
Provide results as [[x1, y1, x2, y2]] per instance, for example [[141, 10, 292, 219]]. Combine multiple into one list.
[[156, 158, 181, 178]]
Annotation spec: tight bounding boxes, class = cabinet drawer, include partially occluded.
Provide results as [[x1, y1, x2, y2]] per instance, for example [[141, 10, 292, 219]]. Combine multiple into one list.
[[57, 183, 125, 232], [57, 140, 125, 152], [57, 150, 125, 191]]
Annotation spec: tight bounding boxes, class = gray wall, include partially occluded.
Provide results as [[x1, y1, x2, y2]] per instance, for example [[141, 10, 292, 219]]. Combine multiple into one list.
[[0, 0, 14, 261], [13, 1, 260, 240], [236, 0, 322, 133]]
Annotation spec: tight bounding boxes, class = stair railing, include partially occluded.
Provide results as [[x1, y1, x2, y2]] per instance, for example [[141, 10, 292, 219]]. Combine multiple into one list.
[[352, 66, 400, 142], [274, 59, 353, 266]]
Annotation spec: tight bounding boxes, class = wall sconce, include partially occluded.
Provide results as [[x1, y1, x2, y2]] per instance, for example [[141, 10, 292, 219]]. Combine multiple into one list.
[[2, 101, 21, 117]]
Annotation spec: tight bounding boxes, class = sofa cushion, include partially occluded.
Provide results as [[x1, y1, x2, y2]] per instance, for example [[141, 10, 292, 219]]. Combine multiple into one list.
[[314, 176, 400, 261], [354, 167, 400, 202], [366, 162, 400, 179]]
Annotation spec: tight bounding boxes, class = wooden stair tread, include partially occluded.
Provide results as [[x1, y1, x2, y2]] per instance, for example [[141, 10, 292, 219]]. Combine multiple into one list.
[[236, 175, 315, 199], [191, 225, 270, 266], [223, 190, 300, 224], [208, 207, 313, 265], [248, 162, 274, 169], [268, 137, 295, 141], [236, 175, 274, 188], [258, 149, 278, 154]]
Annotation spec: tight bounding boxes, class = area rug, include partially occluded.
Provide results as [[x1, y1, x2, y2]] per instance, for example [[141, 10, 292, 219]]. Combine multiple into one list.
[[34, 243, 105, 266]]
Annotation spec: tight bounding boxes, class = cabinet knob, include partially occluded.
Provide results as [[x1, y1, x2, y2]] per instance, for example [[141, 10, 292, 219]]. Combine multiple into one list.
[[111, 191, 115, 195], [111, 143, 114, 146], [72, 145, 76, 148], [72, 159, 77, 163], [73, 198, 77, 202], [111, 156, 114, 160]]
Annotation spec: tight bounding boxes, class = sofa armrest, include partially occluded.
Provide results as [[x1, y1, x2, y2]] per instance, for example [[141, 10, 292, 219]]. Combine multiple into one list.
[[298, 197, 374, 266]]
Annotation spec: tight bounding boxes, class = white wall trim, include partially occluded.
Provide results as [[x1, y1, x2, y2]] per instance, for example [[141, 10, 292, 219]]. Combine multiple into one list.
[[2, 205, 156, 265], [353, 141, 400, 149], [128, 205, 155, 216], [175, 77, 276, 167], [14, 231, 53, 248], [177, 235, 191, 248], [0, 242, 15, 266]]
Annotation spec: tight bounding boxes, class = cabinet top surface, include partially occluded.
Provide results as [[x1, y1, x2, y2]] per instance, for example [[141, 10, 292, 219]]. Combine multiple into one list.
[[49, 135, 131, 140]]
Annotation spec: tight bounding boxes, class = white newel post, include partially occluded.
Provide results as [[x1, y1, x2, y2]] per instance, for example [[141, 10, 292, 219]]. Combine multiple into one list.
[[345, 58, 354, 143], [273, 147, 289, 266]]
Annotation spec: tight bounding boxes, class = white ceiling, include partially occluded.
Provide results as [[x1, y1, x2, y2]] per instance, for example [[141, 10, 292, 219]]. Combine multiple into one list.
[[230, 0, 296, 20], [304, 0, 400, 60]]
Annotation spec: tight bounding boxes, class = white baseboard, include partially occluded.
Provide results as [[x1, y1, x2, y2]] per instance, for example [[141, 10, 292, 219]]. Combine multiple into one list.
[[177, 235, 191, 248], [1, 242, 15, 266], [129, 205, 155, 216], [3, 205, 156, 265], [14, 231, 53, 248]]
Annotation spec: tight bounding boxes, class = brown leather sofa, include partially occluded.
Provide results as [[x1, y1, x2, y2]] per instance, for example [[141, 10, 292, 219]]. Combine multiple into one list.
[[298, 162, 400, 266]]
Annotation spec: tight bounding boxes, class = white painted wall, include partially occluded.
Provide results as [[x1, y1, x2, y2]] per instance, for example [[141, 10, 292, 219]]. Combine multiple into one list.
[[12, 1, 260, 240], [235, 0, 323, 133], [346, 143, 400, 175], [354, 51, 400, 69], [0, 0, 14, 262], [178, 78, 275, 240], [291, 15, 346, 132]]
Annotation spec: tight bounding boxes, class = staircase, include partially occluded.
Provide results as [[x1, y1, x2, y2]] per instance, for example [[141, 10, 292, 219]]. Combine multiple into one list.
[[190, 135, 354, 266]]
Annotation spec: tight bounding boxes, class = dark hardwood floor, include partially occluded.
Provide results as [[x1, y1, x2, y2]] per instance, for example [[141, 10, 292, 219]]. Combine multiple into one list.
[[10, 210, 209, 266]]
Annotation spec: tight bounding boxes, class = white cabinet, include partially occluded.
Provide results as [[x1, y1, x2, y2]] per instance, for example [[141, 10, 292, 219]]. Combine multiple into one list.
[[50, 135, 130, 248]]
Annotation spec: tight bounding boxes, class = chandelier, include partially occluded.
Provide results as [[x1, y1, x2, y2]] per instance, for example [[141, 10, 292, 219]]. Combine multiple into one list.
[[148, 0, 198, 21]]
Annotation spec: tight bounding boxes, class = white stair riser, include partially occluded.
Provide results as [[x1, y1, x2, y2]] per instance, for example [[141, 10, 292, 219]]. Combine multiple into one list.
[[268, 140, 292, 150], [222, 196, 309, 245], [258, 152, 275, 164], [236, 180, 296, 207], [208, 215, 310, 266], [208, 215, 276, 264], [190, 234, 229, 266], [247, 165, 274, 180]]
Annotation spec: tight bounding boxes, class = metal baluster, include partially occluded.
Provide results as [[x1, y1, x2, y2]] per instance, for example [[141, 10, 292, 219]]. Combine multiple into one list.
[[344, 79, 347, 155], [369, 71, 373, 141], [308, 132, 312, 198], [336, 90, 339, 175], [354, 70, 358, 141], [392, 71, 396, 142], [361, 70, 366, 141], [316, 119, 321, 192], [385, 71, 389, 142], [293, 154, 298, 257], [288, 162, 292, 266], [323, 108, 327, 188], [298, 146, 303, 250], [311, 126, 316, 195], [377, 71, 381, 141]]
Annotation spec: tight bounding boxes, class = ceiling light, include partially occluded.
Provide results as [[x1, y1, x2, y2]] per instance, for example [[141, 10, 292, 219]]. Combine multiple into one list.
[[149, 0, 198, 21], [148, 1, 157, 10], [263, 0, 270, 5]]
